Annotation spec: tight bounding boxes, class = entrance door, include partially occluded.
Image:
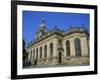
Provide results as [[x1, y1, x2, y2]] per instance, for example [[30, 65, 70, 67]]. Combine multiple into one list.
[[59, 52, 62, 64], [34, 59, 37, 65]]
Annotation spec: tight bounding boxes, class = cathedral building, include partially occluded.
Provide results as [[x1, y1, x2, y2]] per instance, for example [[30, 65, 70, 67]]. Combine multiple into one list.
[[26, 20, 89, 66]]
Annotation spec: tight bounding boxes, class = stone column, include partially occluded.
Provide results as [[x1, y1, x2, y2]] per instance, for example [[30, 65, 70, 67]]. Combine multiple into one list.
[[47, 42, 50, 63], [28, 51, 30, 62], [70, 38, 76, 57], [63, 41, 67, 58], [28, 50, 31, 62], [34, 48, 36, 59], [53, 38, 58, 57], [88, 38, 89, 54], [63, 40, 67, 64], [81, 36, 89, 56], [41, 45, 44, 64], [38, 47, 40, 60], [42, 45, 44, 59], [32, 49, 35, 64], [53, 38, 58, 64], [31, 49, 33, 62]]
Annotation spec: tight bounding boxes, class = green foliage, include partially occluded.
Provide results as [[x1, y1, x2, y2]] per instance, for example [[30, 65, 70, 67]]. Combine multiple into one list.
[[23, 39, 28, 67]]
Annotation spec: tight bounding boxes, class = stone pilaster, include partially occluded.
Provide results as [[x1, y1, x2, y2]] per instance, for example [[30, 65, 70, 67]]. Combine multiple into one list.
[[47, 42, 50, 63], [33, 49, 35, 60], [63, 41, 67, 58], [28, 50, 31, 62], [81, 36, 89, 56], [53, 38, 58, 56], [41, 45, 45, 64], [38, 47, 40, 60], [70, 38, 76, 57], [53, 38, 58, 64], [31, 49, 33, 62], [63, 41, 67, 64], [34, 48, 36, 59], [28, 51, 30, 61], [42, 45, 44, 59]]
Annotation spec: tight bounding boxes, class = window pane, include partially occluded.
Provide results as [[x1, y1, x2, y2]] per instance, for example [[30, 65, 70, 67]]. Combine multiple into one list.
[[36, 48, 38, 59], [33, 49, 35, 59], [66, 40, 70, 57], [40, 47, 42, 58], [50, 43, 53, 58], [44, 45, 47, 58], [75, 38, 81, 56]]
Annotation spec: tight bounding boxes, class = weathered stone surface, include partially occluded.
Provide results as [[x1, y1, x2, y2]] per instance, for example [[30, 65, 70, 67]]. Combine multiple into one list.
[[26, 26, 89, 66]]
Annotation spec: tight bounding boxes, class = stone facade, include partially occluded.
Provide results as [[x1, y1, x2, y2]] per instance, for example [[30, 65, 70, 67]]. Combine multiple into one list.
[[26, 20, 89, 66]]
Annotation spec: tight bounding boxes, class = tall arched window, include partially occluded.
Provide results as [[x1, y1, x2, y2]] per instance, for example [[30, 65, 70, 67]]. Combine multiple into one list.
[[44, 45, 47, 58], [33, 49, 35, 59], [36, 48, 38, 59], [74, 38, 81, 56], [30, 50, 32, 60], [40, 47, 42, 58], [50, 43, 53, 58], [66, 40, 70, 57]]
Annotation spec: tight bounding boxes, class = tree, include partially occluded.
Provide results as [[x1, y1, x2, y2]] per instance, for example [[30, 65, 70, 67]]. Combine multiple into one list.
[[23, 39, 27, 67]]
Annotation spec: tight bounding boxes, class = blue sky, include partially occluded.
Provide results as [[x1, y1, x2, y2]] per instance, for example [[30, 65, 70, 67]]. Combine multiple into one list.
[[23, 11, 89, 45]]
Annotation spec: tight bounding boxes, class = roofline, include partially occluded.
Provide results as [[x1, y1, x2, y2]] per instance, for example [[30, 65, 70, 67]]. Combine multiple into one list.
[[27, 27, 89, 48]]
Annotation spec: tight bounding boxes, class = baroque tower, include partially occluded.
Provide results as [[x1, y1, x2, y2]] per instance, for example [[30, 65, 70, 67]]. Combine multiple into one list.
[[36, 20, 47, 40]]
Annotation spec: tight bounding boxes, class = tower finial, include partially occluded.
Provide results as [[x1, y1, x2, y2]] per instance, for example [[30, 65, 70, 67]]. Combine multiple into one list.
[[41, 18, 45, 23], [40, 18, 46, 28], [42, 19, 45, 23]]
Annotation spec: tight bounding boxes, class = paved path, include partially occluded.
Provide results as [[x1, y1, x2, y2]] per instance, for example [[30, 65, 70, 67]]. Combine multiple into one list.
[[24, 64, 89, 69]]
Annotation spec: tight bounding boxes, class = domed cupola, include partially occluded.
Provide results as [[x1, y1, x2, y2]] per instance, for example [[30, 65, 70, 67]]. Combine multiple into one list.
[[36, 20, 47, 40]]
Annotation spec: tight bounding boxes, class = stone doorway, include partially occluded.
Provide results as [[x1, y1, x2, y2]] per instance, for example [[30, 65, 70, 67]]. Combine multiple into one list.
[[59, 52, 62, 64], [34, 59, 37, 65]]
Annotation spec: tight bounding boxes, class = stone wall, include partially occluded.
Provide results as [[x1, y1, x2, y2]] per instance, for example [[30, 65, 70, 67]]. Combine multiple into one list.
[[26, 31, 89, 66]]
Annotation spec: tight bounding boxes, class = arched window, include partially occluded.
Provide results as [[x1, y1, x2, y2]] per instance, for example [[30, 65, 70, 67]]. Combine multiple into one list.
[[74, 38, 81, 56], [66, 40, 70, 57], [27, 52, 30, 60], [30, 50, 32, 60], [36, 48, 38, 59], [44, 45, 47, 58], [40, 47, 42, 58], [33, 49, 35, 59], [50, 43, 53, 58]]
